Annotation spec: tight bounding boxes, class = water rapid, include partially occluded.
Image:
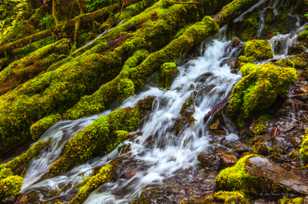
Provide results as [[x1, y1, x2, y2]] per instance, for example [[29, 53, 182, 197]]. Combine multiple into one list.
[[21, 39, 240, 203]]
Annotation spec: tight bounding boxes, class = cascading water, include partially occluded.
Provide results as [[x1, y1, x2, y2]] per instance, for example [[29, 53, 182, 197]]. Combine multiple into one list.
[[21, 39, 241, 203], [19, 1, 306, 202]]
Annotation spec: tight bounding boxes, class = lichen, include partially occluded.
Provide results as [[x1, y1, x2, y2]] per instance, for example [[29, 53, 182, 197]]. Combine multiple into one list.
[[227, 63, 297, 124]]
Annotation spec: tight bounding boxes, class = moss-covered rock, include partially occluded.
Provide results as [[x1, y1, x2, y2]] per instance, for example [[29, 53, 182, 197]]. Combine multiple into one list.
[[182, 191, 249, 204], [215, 154, 263, 194], [47, 97, 153, 176], [299, 131, 308, 165], [239, 40, 273, 62], [160, 62, 178, 88], [249, 115, 270, 136], [279, 197, 304, 204], [227, 63, 297, 124], [30, 114, 62, 140], [0, 175, 23, 200], [69, 163, 114, 204]]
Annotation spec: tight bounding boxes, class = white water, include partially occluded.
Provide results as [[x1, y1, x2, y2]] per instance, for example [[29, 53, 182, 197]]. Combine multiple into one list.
[[21, 40, 240, 203], [84, 40, 240, 203], [19, 0, 306, 202]]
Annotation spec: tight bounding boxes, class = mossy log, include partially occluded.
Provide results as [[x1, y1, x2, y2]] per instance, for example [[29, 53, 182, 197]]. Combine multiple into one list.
[[0, 38, 71, 95]]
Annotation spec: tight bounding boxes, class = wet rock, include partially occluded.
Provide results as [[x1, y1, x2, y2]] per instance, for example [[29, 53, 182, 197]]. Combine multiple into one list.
[[246, 156, 308, 195], [197, 152, 219, 170], [216, 150, 238, 169]]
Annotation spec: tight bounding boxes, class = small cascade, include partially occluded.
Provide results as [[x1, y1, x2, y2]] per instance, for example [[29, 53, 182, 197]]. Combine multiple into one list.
[[269, 24, 306, 59], [21, 40, 241, 202], [21, 114, 103, 192]]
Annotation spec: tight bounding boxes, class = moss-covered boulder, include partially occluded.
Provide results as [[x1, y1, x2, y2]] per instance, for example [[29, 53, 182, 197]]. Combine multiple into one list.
[[216, 154, 308, 196], [239, 39, 273, 62], [0, 175, 23, 201], [227, 63, 297, 124]]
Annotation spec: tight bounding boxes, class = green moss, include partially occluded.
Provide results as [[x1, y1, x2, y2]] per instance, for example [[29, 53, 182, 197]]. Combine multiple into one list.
[[250, 115, 271, 136], [240, 40, 273, 62], [0, 167, 13, 180], [227, 63, 297, 123], [47, 98, 152, 176], [299, 131, 308, 165], [0, 38, 71, 95], [2, 140, 48, 175], [215, 154, 262, 195], [69, 163, 113, 204], [0, 175, 23, 200], [160, 62, 178, 88], [280, 197, 304, 204], [30, 114, 62, 140], [65, 49, 149, 119], [212, 191, 249, 204]]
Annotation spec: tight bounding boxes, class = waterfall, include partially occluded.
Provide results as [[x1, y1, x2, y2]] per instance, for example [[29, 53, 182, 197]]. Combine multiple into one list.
[[21, 39, 240, 203]]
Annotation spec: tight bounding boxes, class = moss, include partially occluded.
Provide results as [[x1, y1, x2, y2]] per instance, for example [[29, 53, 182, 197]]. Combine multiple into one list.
[[65, 49, 149, 119], [0, 175, 23, 200], [2, 140, 48, 175], [0, 38, 71, 95], [160, 62, 178, 88], [69, 163, 114, 204], [215, 154, 262, 195], [279, 197, 304, 204], [30, 114, 62, 140], [227, 63, 297, 124], [299, 131, 308, 165], [249, 115, 270, 136], [212, 191, 249, 204], [0, 167, 13, 180], [181, 191, 249, 204], [214, 0, 257, 25], [47, 97, 152, 176], [240, 40, 273, 62]]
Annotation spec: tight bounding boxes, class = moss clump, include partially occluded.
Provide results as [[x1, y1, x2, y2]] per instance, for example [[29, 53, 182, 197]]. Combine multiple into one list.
[[299, 131, 308, 165], [160, 62, 178, 88], [216, 154, 268, 195], [69, 163, 114, 204], [0, 167, 13, 180], [0, 175, 23, 200], [212, 191, 249, 204], [279, 197, 304, 204], [181, 191, 249, 204], [30, 114, 62, 140], [239, 40, 273, 62], [227, 63, 297, 124]]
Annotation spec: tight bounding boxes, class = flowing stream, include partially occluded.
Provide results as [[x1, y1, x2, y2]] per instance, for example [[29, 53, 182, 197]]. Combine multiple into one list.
[[20, 1, 306, 203], [21, 39, 241, 203]]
